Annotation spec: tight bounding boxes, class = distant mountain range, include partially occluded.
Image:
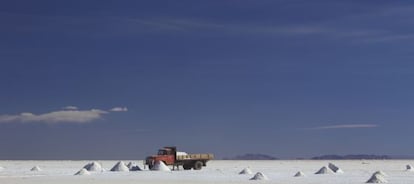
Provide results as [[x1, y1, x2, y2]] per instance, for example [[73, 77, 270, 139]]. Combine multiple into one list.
[[222, 154, 414, 160], [223, 154, 279, 160], [311, 154, 392, 160]]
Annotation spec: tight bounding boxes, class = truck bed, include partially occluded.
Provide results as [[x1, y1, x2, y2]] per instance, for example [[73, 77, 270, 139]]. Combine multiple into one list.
[[176, 153, 214, 161]]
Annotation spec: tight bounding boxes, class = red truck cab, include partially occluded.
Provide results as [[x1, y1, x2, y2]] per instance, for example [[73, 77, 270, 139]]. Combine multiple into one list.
[[145, 147, 177, 169], [153, 147, 176, 165]]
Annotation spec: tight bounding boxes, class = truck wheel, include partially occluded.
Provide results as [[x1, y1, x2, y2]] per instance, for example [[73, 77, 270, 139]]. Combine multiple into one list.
[[183, 164, 192, 170], [193, 161, 203, 170]]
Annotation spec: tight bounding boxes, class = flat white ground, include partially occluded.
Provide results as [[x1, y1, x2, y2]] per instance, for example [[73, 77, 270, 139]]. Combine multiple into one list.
[[1, 160, 413, 184]]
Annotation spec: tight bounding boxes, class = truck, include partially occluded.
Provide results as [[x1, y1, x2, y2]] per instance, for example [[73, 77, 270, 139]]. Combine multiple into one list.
[[144, 146, 214, 170]]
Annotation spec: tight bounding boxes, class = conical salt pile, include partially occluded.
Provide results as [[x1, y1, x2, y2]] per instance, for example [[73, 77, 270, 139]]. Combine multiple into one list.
[[366, 173, 387, 183], [30, 166, 42, 171], [294, 171, 305, 177], [127, 162, 141, 171], [110, 161, 129, 172], [239, 167, 253, 174], [315, 166, 333, 174], [83, 161, 103, 172], [336, 168, 344, 173], [250, 172, 269, 180], [373, 171, 387, 177], [328, 163, 344, 173], [74, 168, 91, 176], [151, 161, 171, 171], [406, 164, 413, 171]]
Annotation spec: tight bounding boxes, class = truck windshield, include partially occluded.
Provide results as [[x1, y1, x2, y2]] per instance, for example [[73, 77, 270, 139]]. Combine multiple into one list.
[[158, 150, 167, 155]]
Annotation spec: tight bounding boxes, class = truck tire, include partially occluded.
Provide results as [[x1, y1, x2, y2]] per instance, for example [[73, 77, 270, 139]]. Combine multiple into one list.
[[193, 161, 203, 170], [183, 164, 192, 170]]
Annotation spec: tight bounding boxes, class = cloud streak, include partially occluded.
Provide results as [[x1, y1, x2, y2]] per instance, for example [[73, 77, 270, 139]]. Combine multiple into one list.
[[0, 106, 127, 124], [3, 2, 414, 49], [63, 106, 78, 110], [311, 124, 379, 130], [3, 9, 414, 44], [110, 107, 128, 112], [113, 17, 414, 44]]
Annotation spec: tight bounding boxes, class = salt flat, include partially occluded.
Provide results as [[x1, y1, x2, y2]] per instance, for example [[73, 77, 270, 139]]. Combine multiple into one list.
[[1, 160, 413, 184]]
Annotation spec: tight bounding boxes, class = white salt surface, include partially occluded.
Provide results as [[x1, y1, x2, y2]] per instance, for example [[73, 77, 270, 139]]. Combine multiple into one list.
[[1, 160, 414, 184]]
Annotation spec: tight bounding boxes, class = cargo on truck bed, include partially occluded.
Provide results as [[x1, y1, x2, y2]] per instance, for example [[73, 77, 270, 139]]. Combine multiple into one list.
[[176, 154, 214, 160]]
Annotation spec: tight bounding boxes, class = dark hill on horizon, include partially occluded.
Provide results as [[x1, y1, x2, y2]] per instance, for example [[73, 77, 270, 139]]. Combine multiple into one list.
[[221, 154, 412, 160], [312, 154, 392, 160], [223, 153, 279, 160]]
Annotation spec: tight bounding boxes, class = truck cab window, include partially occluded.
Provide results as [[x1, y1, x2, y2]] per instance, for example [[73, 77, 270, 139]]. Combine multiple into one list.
[[158, 150, 167, 155]]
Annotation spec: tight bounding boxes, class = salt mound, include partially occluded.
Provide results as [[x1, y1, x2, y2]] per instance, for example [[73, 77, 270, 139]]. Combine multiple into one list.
[[294, 171, 305, 177], [74, 168, 91, 176], [250, 172, 269, 180], [328, 163, 344, 173], [239, 167, 253, 174], [406, 164, 413, 171], [83, 161, 103, 172], [336, 168, 344, 173], [315, 166, 333, 174], [366, 173, 387, 183], [151, 161, 171, 171], [110, 161, 129, 172], [176, 152, 188, 156], [30, 166, 42, 171], [127, 162, 142, 171], [373, 171, 387, 177]]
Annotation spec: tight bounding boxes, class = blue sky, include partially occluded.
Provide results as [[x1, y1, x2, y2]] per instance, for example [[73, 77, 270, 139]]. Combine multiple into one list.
[[1, 0, 414, 159]]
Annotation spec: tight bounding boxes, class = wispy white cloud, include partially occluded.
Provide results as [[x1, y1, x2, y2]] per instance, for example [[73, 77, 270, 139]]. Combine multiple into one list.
[[0, 11, 376, 41], [63, 106, 78, 110], [311, 124, 379, 130], [109, 107, 128, 112], [0, 107, 111, 124], [122, 17, 414, 44], [4, 4, 414, 44], [126, 17, 332, 36], [359, 34, 414, 43]]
